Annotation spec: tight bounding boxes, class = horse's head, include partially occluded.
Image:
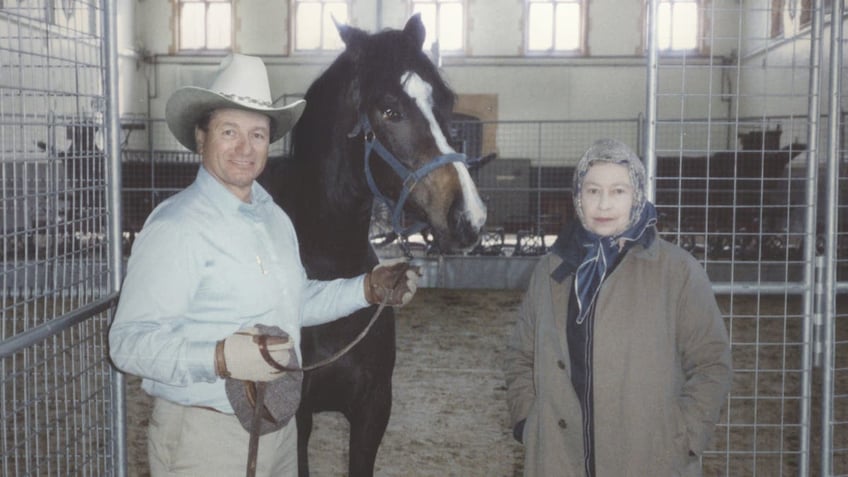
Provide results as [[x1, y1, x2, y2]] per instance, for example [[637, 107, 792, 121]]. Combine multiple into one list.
[[335, 15, 487, 253]]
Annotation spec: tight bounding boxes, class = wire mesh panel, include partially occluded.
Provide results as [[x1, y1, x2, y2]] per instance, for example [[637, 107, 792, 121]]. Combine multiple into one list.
[[120, 119, 199, 253], [1, 1, 117, 475], [1, 302, 115, 477], [710, 293, 810, 475], [828, 1, 848, 474], [832, 290, 848, 476], [459, 119, 640, 255], [648, 0, 846, 475]]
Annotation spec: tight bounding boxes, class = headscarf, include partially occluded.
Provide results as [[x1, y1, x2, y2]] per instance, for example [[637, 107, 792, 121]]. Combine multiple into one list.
[[569, 139, 657, 324]]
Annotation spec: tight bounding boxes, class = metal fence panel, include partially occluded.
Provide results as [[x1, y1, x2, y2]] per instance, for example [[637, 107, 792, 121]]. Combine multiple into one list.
[[646, 0, 846, 475], [1, 1, 118, 475], [825, 0, 848, 474]]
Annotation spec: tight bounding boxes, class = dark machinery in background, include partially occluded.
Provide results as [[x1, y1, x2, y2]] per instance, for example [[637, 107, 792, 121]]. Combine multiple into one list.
[[17, 124, 838, 261], [467, 127, 846, 260]]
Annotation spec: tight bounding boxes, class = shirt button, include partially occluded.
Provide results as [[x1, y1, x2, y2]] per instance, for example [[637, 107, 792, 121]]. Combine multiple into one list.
[[557, 360, 566, 369], [558, 419, 567, 429]]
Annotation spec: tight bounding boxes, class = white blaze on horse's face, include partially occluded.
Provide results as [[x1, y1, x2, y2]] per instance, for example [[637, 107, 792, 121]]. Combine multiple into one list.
[[400, 71, 487, 232]]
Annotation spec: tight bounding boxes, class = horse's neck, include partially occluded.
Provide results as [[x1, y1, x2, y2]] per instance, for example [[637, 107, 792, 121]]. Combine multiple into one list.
[[289, 145, 376, 276], [295, 200, 375, 279]]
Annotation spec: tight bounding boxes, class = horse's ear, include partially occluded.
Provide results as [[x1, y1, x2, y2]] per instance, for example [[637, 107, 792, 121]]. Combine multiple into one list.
[[335, 17, 367, 50], [403, 13, 427, 50]]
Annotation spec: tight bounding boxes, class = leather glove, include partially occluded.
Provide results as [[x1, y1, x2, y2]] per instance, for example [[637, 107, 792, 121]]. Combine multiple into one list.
[[214, 327, 295, 381], [364, 259, 421, 306]]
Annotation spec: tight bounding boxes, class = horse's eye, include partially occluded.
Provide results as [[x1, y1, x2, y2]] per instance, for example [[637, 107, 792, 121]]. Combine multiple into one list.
[[382, 108, 404, 121]]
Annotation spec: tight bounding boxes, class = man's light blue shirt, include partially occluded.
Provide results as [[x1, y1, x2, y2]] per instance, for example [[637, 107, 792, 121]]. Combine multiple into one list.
[[109, 166, 369, 412]]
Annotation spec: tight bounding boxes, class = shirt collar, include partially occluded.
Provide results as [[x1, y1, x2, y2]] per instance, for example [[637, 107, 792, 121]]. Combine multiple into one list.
[[195, 165, 274, 219]]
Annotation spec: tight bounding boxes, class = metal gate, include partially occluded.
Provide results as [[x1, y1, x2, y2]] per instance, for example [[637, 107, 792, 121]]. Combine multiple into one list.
[[0, 1, 123, 476], [644, 0, 847, 475]]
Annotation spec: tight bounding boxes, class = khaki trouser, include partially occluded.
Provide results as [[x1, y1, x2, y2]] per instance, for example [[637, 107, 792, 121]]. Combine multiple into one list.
[[147, 398, 297, 477]]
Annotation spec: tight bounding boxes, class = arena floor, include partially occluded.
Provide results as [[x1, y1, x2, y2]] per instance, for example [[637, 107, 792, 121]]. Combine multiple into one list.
[[126, 288, 525, 477], [124, 288, 847, 476]]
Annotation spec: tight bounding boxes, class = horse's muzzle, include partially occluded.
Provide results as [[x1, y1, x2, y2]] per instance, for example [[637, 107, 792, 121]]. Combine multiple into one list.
[[446, 198, 485, 251]]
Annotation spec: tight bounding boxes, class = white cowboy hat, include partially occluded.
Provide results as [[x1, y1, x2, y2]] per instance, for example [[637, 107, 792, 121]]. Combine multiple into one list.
[[165, 53, 306, 152]]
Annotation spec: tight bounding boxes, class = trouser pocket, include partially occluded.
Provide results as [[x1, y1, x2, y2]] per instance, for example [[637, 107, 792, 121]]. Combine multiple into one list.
[[147, 398, 186, 475]]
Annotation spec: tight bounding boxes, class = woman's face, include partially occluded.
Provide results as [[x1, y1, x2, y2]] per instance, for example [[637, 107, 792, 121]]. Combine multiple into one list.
[[579, 162, 634, 237]]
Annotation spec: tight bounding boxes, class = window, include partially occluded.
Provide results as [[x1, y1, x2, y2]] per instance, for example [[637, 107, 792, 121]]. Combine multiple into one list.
[[293, 0, 349, 51], [771, 0, 785, 38], [411, 0, 465, 52], [654, 0, 700, 52], [799, 0, 831, 28], [178, 0, 232, 51], [526, 0, 585, 54], [800, 0, 812, 26]]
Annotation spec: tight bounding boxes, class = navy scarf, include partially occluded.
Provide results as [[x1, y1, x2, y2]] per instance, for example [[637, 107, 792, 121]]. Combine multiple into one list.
[[552, 202, 658, 325]]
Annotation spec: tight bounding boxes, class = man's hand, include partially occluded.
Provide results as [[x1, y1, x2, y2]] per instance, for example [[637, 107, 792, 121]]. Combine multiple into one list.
[[364, 259, 421, 306], [215, 327, 295, 381]]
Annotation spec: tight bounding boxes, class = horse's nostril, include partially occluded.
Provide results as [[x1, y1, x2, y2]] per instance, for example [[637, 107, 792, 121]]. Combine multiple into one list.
[[449, 203, 482, 248], [458, 220, 480, 247]]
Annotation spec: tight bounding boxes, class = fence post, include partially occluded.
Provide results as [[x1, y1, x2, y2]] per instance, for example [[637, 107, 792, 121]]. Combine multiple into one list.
[[643, 0, 659, 202], [104, 0, 128, 475], [820, 0, 845, 474]]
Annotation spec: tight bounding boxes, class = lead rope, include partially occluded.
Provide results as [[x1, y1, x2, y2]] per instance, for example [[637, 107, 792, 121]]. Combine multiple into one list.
[[246, 381, 266, 477], [244, 269, 407, 477]]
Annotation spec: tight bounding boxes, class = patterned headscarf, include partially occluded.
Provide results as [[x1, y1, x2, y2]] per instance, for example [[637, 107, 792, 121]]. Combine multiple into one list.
[[570, 139, 657, 324]]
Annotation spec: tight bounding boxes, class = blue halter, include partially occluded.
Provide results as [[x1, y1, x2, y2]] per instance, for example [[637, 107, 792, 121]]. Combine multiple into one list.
[[354, 113, 469, 246]]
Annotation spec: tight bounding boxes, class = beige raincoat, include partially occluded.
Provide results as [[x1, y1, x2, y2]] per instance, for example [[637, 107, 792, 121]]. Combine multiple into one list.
[[505, 234, 732, 476]]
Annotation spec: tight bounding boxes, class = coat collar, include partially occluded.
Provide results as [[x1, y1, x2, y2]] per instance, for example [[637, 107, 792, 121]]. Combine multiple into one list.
[[548, 220, 658, 284]]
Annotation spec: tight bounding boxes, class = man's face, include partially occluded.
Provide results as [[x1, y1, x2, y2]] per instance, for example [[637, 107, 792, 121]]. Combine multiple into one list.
[[196, 108, 271, 202]]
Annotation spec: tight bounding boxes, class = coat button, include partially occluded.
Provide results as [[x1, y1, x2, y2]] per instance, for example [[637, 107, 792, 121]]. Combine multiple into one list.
[[558, 419, 567, 429], [557, 360, 566, 369]]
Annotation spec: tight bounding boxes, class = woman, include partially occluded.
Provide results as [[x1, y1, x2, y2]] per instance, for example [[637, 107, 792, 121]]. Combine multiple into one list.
[[504, 138, 732, 476]]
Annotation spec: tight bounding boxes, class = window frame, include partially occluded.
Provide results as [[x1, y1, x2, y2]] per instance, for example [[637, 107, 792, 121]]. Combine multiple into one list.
[[409, 0, 467, 55], [644, 0, 707, 57], [175, 0, 234, 53], [799, 0, 834, 29], [524, 0, 588, 57], [771, 0, 785, 39], [290, 0, 351, 54]]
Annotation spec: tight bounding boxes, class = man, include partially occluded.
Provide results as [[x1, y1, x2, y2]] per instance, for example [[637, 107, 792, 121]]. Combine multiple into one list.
[[109, 54, 418, 476]]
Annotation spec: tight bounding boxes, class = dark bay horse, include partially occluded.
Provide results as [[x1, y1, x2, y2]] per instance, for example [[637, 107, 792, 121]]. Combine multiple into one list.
[[259, 15, 487, 477]]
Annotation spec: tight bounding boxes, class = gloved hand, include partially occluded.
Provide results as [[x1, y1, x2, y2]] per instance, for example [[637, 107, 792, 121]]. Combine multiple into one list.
[[214, 327, 295, 381], [364, 259, 421, 306]]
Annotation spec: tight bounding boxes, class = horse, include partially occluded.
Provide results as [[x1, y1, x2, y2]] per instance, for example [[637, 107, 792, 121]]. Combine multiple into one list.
[[258, 15, 488, 477]]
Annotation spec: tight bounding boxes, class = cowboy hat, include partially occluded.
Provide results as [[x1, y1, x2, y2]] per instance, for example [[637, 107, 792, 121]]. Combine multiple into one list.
[[165, 54, 306, 152]]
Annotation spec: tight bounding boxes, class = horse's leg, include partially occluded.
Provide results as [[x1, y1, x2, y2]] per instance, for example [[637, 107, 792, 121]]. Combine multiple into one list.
[[296, 407, 314, 477], [346, 378, 393, 477]]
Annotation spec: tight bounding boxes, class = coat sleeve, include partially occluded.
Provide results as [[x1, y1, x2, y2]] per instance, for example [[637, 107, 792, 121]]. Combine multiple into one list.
[[504, 256, 548, 429], [675, 256, 733, 455]]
